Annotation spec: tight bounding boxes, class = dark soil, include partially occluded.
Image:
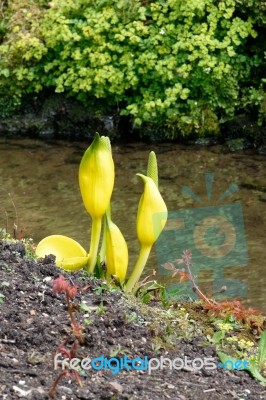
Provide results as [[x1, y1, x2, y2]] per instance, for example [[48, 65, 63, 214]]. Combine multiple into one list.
[[0, 240, 266, 400]]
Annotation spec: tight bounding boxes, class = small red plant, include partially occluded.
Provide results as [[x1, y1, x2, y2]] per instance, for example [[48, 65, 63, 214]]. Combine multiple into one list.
[[163, 250, 266, 332], [49, 276, 84, 398], [163, 249, 215, 305], [203, 299, 265, 333]]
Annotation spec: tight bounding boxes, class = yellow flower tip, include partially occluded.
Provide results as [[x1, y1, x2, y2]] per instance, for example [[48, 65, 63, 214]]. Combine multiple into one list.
[[147, 151, 158, 187], [79, 134, 115, 219], [100, 134, 112, 154], [136, 174, 168, 247], [105, 216, 128, 283]]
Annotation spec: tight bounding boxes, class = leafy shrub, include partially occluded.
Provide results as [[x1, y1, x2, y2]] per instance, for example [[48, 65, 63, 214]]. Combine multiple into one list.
[[0, 0, 265, 137]]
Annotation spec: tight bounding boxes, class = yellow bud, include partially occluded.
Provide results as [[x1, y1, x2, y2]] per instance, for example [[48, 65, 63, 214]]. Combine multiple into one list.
[[105, 215, 128, 282], [79, 133, 114, 219], [136, 174, 167, 246], [147, 151, 158, 187]]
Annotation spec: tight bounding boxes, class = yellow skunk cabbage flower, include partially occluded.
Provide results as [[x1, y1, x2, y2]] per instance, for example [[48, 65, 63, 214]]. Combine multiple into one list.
[[147, 151, 158, 187], [79, 133, 115, 273], [79, 133, 114, 219], [36, 235, 89, 271], [125, 173, 167, 293], [105, 214, 128, 282], [136, 174, 167, 246]]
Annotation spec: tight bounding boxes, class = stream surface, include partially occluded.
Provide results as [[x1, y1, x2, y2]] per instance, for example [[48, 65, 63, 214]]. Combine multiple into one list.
[[0, 138, 265, 313]]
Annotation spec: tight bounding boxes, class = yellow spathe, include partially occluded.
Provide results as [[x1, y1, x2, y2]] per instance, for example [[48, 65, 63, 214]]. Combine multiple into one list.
[[79, 133, 114, 219], [105, 215, 128, 282], [136, 174, 168, 247], [36, 235, 89, 271]]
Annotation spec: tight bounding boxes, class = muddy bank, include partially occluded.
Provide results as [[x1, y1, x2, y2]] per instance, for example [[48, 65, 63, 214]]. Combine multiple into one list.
[[0, 240, 265, 400]]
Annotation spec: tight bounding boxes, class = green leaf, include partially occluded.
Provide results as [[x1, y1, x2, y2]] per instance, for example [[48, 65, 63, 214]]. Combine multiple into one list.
[[218, 352, 266, 385], [141, 293, 152, 304], [212, 330, 225, 344], [1, 68, 10, 78], [217, 352, 239, 365], [144, 281, 165, 291], [0, 293, 5, 304], [79, 302, 98, 313], [249, 359, 266, 385], [258, 330, 266, 367]]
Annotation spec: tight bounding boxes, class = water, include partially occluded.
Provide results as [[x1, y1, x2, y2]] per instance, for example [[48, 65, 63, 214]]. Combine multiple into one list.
[[0, 137, 265, 313]]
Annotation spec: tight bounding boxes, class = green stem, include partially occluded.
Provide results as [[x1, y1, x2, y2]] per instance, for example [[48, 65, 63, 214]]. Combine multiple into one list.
[[99, 216, 107, 263], [87, 217, 102, 274], [99, 234, 106, 264], [99, 205, 111, 263], [124, 244, 151, 293]]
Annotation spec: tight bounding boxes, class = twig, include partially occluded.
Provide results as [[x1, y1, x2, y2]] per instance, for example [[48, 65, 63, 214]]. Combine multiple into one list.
[[0, 338, 16, 343], [186, 263, 216, 305], [8, 193, 18, 239]]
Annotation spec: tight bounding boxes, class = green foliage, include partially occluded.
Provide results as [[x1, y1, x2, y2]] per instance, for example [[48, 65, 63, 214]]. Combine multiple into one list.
[[217, 330, 266, 385], [0, 0, 47, 116], [0, 292, 5, 304], [258, 330, 266, 371], [0, 0, 265, 137]]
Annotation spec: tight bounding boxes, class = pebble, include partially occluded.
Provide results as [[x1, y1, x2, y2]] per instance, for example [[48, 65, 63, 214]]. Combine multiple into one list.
[[12, 386, 31, 397], [109, 381, 123, 393], [167, 384, 175, 389], [43, 276, 52, 282], [58, 386, 73, 394]]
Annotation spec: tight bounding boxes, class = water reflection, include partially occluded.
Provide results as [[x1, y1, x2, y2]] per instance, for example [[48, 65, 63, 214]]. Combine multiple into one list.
[[0, 138, 265, 312]]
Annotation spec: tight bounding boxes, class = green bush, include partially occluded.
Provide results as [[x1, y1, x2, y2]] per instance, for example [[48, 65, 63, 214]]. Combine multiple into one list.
[[0, 0, 265, 137]]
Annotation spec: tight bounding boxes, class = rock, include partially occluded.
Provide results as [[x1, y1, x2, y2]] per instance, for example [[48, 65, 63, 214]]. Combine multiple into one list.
[[109, 381, 123, 393], [58, 385, 73, 394], [12, 386, 32, 397], [195, 138, 218, 146], [226, 138, 246, 151], [258, 146, 266, 155]]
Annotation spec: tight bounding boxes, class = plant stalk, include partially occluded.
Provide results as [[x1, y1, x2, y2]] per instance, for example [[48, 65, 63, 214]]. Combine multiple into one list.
[[87, 217, 102, 273], [99, 205, 111, 263], [124, 244, 151, 293]]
